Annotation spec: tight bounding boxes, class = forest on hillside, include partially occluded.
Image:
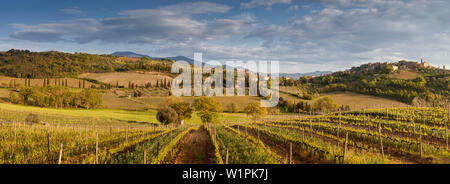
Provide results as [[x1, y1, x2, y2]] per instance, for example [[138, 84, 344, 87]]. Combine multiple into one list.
[[0, 49, 172, 78], [280, 63, 449, 106]]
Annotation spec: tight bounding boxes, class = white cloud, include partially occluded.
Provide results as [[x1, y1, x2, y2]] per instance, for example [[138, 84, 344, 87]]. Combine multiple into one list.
[[10, 2, 238, 45], [241, 0, 292, 9], [241, 0, 450, 69], [7, 0, 450, 72]]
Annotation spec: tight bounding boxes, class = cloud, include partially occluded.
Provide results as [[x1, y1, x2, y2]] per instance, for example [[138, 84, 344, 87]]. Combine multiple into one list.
[[242, 0, 450, 68], [7, 0, 450, 72], [10, 2, 239, 44], [60, 7, 83, 15], [241, 0, 292, 9]]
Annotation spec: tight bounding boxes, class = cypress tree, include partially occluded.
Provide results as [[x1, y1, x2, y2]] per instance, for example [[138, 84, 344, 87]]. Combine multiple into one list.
[[83, 80, 85, 88], [47, 78, 50, 86], [43, 78, 46, 87], [65, 79, 68, 87], [79, 80, 81, 88]]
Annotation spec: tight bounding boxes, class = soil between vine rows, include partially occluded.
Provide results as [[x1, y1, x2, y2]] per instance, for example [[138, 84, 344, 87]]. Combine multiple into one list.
[[168, 126, 216, 164]]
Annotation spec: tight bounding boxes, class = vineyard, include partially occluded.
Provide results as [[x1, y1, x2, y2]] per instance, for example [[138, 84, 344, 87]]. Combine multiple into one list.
[[0, 106, 448, 164]]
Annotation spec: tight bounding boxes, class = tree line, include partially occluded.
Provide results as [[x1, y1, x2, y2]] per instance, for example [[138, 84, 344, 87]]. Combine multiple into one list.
[[0, 49, 172, 78], [9, 86, 102, 109]]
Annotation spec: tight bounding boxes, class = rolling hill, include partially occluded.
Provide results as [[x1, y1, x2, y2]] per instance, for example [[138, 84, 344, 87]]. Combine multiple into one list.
[[112, 51, 194, 64]]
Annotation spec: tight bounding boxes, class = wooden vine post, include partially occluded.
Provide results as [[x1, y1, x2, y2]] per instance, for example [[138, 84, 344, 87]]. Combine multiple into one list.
[[156, 141, 160, 157], [84, 127, 88, 151], [170, 125, 173, 156], [309, 119, 312, 137], [363, 108, 366, 127], [47, 128, 50, 163], [419, 125, 423, 156], [446, 121, 448, 151], [318, 116, 321, 128], [245, 123, 247, 138], [225, 149, 229, 164], [342, 132, 348, 164], [447, 105, 449, 150], [289, 142, 293, 164], [302, 126, 305, 142], [95, 131, 99, 164], [396, 110, 399, 128], [14, 122, 16, 145], [337, 109, 341, 145], [257, 128, 260, 140], [58, 143, 63, 164], [126, 126, 129, 144], [143, 150, 147, 164], [378, 126, 384, 159]]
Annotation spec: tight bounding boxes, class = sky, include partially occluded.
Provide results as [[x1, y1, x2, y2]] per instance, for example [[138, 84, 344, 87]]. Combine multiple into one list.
[[1, 0, 449, 73]]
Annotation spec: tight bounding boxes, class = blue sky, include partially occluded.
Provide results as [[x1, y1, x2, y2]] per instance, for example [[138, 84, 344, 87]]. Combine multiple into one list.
[[1, 0, 449, 73]]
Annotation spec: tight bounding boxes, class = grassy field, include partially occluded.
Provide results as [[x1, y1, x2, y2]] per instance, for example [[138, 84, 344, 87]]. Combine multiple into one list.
[[0, 102, 250, 126], [0, 88, 10, 101], [280, 86, 408, 109], [101, 93, 149, 110], [322, 91, 409, 109]]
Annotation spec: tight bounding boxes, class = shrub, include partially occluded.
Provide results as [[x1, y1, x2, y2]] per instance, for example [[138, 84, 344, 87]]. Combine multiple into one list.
[[25, 113, 40, 124], [156, 106, 178, 125]]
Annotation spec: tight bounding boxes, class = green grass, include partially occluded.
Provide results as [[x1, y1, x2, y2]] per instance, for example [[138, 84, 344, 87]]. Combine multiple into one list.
[[0, 103, 157, 124], [0, 103, 250, 126]]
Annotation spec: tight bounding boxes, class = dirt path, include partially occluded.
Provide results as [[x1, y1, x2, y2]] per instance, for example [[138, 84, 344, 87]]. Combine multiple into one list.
[[170, 126, 216, 164]]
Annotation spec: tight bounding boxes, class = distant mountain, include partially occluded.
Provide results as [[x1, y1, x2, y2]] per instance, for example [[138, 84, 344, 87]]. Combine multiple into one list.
[[112, 51, 148, 58], [279, 71, 333, 79], [167, 56, 194, 64], [112, 51, 194, 64]]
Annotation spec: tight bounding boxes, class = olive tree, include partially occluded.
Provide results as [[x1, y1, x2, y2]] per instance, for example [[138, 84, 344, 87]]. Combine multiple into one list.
[[194, 97, 222, 124], [244, 102, 267, 121], [170, 102, 194, 125]]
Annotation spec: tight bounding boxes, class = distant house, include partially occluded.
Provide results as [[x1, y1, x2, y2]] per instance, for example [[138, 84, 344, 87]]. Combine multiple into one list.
[[392, 65, 398, 71]]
